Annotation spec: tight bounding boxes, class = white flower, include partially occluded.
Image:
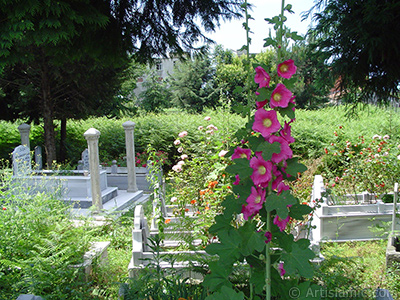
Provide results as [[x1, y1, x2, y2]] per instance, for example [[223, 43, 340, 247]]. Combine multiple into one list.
[[177, 160, 185, 166], [383, 152, 389, 156], [198, 126, 204, 130], [204, 116, 211, 121], [171, 197, 177, 203], [372, 135, 382, 140], [177, 146, 183, 153], [172, 165, 182, 172], [181, 154, 188, 160], [178, 131, 188, 138], [207, 124, 218, 131], [205, 130, 213, 135], [174, 139, 181, 145], [374, 154, 380, 158], [397, 155, 400, 160], [383, 135, 390, 140], [218, 150, 228, 157]]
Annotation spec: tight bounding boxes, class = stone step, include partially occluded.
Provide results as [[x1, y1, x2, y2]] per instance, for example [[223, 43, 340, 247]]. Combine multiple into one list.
[[63, 187, 119, 208]]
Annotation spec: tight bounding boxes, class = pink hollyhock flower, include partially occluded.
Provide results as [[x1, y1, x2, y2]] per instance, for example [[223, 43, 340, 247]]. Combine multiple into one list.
[[267, 135, 293, 164], [265, 231, 272, 244], [280, 121, 295, 144], [273, 215, 290, 232], [242, 186, 266, 220], [178, 131, 188, 138], [271, 167, 284, 191], [278, 262, 286, 276], [250, 154, 273, 187], [256, 99, 268, 109], [174, 139, 181, 145], [277, 182, 290, 195], [277, 59, 297, 79], [204, 116, 211, 121], [270, 83, 292, 109], [232, 147, 252, 160], [233, 174, 240, 185], [254, 66, 271, 88], [207, 124, 218, 131], [252, 109, 281, 138]]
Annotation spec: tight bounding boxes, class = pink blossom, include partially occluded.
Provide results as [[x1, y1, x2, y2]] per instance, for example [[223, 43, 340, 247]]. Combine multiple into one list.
[[177, 160, 185, 166], [265, 231, 272, 244], [219, 150, 228, 157], [277, 182, 290, 195], [256, 99, 268, 110], [252, 109, 281, 138], [233, 174, 240, 185], [171, 197, 177, 202], [172, 165, 182, 172], [254, 66, 271, 88], [270, 83, 292, 109], [181, 154, 188, 160], [232, 147, 251, 160], [178, 131, 188, 138], [204, 116, 211, 121], [206, 130, 213, 135], [277, 59, 297, 79], [242, 186, 266, 220], [280, 121, 295, 144], [278, 262, 286, 276], [250, 154, 273, 187], [273, 215, 290, 232], [174, 139, 181, 146], [177, 146, 183, 153], [198, 126, 204, 130], [207, 124, 218, 131], [267, 135, 293, 164]]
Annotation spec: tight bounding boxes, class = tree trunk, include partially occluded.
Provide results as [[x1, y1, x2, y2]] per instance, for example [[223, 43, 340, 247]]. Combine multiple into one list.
[[59, 118, 67, 163], [41, 64, 57, 168]]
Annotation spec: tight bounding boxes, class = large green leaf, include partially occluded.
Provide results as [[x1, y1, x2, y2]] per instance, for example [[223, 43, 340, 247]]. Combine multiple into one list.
[[206, 227, 243, 266], [290, 203, 313, 220], [226, 158, 252, 179], [285, 157, 307, 177], [265, 191, 297, 219], [205, 286, 245, 300], [203, 261, 232, 292], [281, 242, 315, 278], [256, 141, 281, 161], [238, 222, 265, 256]]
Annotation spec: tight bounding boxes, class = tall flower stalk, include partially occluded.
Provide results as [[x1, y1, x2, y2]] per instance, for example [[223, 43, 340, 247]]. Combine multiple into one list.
[[203, 1, 318, 300]]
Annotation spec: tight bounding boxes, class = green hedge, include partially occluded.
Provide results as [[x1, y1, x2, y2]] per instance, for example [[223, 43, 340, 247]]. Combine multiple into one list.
[[2, 105, 400, 167]]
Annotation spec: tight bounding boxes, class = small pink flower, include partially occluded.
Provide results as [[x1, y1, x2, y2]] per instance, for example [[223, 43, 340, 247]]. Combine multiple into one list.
[[267, 135, 293, 164], [256, 99, 268, 110], [198, 126, 204, 130], [219, 150, 228, 157], [233, 174, 240, 185], [254, 66, 271, 88], [205, 130, 213, 135], [207, 124, 218, 131], [280, 121, 295, 144], [177, 160, 185, 166], [171, 197, 177, 202], [181, 154, 188, 160], [177, 146, 183, 153], [204, 116, 211, 121], [242, 186, 266, 220], [270, 83, 292, 109], [231, 147, 251, 160], [174, 139, 181, 146], [250, 154, 273, 187], [273, 215, 290, 232], [277, 59, 297, 79], [178, 131, 188, 138], [172, 165, 182, 172], [277, 182, 290, 195], [252, 109, 281, 138], [265, 231, 272, 244], [278, 262, 286, 276]]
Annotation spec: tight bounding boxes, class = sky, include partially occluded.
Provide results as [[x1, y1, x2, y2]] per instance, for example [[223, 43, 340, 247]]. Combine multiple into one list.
[[205, 0, 316, 53]]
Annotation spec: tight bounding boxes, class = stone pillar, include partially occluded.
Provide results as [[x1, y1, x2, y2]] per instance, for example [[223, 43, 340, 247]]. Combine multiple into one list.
[[84, 128, 102, 213], [18, 123, 31, 149], [122, 121, 138, 192]]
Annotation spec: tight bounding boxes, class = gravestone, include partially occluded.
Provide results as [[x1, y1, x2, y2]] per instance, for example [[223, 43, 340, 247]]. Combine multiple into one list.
[[34, 146, 42, 170], [12, 145, 31, 176], [82, 149, 89, 170]]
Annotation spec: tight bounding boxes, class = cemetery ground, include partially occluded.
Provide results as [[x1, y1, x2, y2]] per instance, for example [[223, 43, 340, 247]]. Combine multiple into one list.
[[3, 106, 400, 299]]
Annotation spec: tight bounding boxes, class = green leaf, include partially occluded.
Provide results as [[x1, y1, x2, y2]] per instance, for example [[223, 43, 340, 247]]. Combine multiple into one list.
[[205, 286, 245, 300], [233, 86, 243, 94], [296, 282, 323, 300], [256, 87, 271, 102], [285, 157, 307, 177], [284, 4, 293, 13], [206, 227, 243, 266], [281, 242, 315, 278], [225, 158, 252, 179], [274, 231, 294, 252], [290, 203, 312, 220], [249, 268, 266, 294], [238, 222, 265, 256], [221, 194, 242, 218], [263, 37, 278, 47], [291, 31, 304, 41], [232, 177, 253, 203], [256, 141, 281, 161], [209, 214, 231, 235], [265, 191, 297, 219], [277, 102, 295, 120], [203, 261, 232, 291]]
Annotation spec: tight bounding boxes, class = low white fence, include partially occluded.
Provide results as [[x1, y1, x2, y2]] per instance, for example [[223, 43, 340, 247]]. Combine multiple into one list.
[[309, 175, 400, 243]]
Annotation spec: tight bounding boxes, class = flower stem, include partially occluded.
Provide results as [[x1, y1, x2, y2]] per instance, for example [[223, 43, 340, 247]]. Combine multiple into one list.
[[266, 210, 271, 300], [277, 0, 285, 62]]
